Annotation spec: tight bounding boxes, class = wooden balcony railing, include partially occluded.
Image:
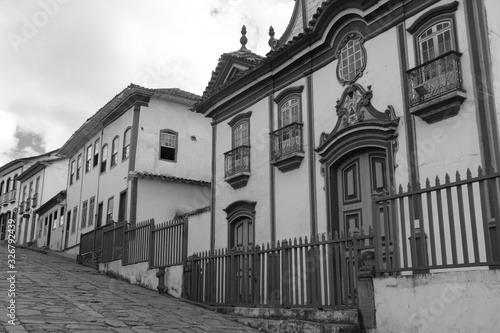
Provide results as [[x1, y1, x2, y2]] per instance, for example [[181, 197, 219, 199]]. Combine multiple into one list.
[[407, 50, 464, 107], [270, 122, 303, 161], [224, 145, 251, 178]]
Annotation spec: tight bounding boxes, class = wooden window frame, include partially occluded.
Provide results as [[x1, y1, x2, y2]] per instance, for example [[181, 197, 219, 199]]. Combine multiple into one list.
[[123, 127, 131, 161], [335, 32, 367, 85], [159, 129, 178, 162], [107, 196, 114, 224], [101, 144, 108, 173], [81, 200, 88, 228], [76, 153, 82, 180], [88, 196, 95, 226], [414, 18, 457, 65], [93, 139, 100, 168], [70, 160, 75, 185], [111, 136, 119, 168], [85, 144, 92, 173], [53, 210, 58, 230], [71, 206, 77, 234]]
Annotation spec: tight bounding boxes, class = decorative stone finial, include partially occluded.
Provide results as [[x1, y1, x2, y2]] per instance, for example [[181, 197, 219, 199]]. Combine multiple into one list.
[[268, 26, 278, 51], [240, 25, 248, 50]]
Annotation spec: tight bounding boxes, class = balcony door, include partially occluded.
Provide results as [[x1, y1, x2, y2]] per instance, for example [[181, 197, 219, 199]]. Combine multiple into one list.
[[334, 150, 387, 236], [233, 121, 249, 173], [417, 21, 455, 88]]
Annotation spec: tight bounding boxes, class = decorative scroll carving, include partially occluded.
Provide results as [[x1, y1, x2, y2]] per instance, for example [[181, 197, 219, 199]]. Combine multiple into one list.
[[316, 84, 400, 161]]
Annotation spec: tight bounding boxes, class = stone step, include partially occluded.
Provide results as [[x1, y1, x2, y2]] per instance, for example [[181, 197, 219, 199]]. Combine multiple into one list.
[[215, 307, 360, 326], [229, 316, 364, 333]]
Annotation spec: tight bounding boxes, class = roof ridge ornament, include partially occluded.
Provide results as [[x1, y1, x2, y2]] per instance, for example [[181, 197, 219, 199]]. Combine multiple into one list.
[[240, 25, 248, 51], [269, 26, 278, 51]]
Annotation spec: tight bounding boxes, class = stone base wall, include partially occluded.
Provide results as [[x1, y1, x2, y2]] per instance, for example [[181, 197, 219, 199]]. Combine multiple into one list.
[[98, 260, 184, 298], [373, 269, 500, 332]]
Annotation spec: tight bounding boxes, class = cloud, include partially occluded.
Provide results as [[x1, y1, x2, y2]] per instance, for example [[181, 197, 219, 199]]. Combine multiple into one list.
[[0, 0, 296, 168], [6, 125, 46, 161]]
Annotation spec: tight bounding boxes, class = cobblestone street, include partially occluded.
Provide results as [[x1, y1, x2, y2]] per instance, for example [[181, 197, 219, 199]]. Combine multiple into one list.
[[0, 245, 259, 333]]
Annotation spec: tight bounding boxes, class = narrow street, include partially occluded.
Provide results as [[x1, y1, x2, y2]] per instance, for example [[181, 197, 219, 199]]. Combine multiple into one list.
[[0, 245, 259, 333]]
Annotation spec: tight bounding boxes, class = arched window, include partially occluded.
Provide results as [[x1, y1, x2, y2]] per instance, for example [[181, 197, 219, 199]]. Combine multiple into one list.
[[271, 86, 305, 171], [418, 21, 454, 63], [6, 178, 11, 192], [406, 2, 462, 122], [111, 136, 119, 167], [101, 144, 108, 173], [233, 120, 249, 148], [123, 127, 131, 161], [224, 112, 252, 188], [0, 181, 4, 195], [224, 200, 257, 249], [159, 129, 178, 162], [13, 174, 17, 190]]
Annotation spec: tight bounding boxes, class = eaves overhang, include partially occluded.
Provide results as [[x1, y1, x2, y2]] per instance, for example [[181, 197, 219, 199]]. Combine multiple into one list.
[[16, 157, 66, 183], [58, 84, 201, 158], [129, 171, 211, 187], [34, 190, 66, 216]]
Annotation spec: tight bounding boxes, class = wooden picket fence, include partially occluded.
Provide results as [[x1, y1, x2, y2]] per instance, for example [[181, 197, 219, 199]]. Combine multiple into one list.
[[101, 222, 125, 263], [123, 219, 152, 265], [80, 217, 188, 268], [150, 218, 188, 268], [373, 167, 500, 274], [187, 231, 374, 308]]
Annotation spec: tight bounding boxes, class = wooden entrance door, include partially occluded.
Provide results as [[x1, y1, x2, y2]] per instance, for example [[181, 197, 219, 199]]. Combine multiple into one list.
[[336, 150, 387, 236], [232, 217, 253, 249], [231, 217, 253, 303], [64, 211, 71, 249]]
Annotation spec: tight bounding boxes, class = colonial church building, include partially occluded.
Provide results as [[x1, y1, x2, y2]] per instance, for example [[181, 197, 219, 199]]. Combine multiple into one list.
[[188, 0, 500, 331]]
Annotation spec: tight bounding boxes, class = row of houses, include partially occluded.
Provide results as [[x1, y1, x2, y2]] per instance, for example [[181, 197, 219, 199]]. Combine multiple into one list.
[[1, 0, 500, 331]]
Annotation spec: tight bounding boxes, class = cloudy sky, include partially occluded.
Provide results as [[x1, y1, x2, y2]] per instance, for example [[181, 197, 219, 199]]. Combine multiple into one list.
[[0, 0, 293, 166]]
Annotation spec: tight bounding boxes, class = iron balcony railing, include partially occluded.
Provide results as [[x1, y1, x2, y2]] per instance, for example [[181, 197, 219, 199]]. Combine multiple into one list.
[[224, 145, 251, 178], [270, 122, 304, 161], [407, 50, 463, 107]]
